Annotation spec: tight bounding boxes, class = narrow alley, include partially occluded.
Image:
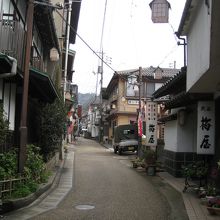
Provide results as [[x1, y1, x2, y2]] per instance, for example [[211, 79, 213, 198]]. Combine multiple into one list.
[[5, 137, 188, 220]]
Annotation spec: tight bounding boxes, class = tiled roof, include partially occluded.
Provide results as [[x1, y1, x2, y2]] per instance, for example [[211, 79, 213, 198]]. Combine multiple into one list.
[[116, 66, 180, 78], [164, 92, 213, 109], [153, 67, 186, 98]]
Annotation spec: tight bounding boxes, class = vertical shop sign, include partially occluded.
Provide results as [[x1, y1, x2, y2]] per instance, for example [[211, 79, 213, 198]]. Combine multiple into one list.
[[146, 101, 157, 147], [197, 101, 215, 154]]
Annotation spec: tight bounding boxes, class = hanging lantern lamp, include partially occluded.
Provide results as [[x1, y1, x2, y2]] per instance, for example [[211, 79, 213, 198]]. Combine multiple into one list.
[[149, 0, 171, 23]]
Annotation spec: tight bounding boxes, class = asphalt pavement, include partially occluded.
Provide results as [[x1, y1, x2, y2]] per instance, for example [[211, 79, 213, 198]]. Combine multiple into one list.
[[2, 137, 212, 220]]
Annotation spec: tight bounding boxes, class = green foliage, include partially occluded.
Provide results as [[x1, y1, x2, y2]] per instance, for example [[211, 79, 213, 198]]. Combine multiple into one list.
[[182, 161, 208, 178], [11, 182, 31, 198], [131, 157, 145, 168], [10, 180, 38, 199], [38, 99, 66, 161], [1, 144, 52, 199], [143, 148, 156, 165], [24, 144, 46, 183], [0, 103, 9, 146], [0, 149, 18, 180]]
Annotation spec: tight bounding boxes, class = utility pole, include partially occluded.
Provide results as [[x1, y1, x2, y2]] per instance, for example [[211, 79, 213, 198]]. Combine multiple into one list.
[[19, 0, 34, 173], [63, 0, 72, 102]]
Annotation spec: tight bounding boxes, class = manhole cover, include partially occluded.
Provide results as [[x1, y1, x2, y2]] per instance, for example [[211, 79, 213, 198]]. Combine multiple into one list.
[[75, 205, 95, 210]]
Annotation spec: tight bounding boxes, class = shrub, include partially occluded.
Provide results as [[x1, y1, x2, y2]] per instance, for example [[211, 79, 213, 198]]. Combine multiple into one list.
[[24, 144, 46, 183], [11, 182, 31, 198], [38, 99, 66, 161], [0, 103, 9, 146], [0, 149, 18, 179], [143, 148, 156, 165]]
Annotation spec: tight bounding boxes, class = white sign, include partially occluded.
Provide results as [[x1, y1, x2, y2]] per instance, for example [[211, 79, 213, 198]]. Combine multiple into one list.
[[145, 101, 157, 147], [128, 100, 139, 105], [197, 101, 215, 155]]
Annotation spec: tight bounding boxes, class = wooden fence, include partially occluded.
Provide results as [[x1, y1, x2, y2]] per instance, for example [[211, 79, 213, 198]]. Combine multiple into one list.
[[0, 177, 26, 199]]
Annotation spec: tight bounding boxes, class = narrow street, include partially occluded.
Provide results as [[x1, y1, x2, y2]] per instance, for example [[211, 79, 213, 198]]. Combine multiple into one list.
[[6, 137, 188, 220]]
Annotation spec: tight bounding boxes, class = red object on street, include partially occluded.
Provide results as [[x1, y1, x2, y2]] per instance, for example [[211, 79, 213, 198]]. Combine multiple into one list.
[[138, 113, 142, 137]]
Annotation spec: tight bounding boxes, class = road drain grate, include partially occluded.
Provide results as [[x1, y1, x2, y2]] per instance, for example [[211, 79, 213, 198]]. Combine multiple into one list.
[[75, 205, 95, 210]]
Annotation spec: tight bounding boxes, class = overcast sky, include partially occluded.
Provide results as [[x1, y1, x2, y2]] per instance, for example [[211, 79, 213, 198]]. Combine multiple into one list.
[[71, 0, 187, 94]]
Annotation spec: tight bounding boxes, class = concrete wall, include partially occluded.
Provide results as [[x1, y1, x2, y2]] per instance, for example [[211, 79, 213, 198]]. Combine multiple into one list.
[[187, 1, 211, 92]]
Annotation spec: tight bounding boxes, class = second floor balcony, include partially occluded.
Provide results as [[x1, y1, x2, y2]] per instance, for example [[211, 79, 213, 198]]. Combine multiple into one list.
[[0, 19, 46, 73], [0, 19, 25, 71]]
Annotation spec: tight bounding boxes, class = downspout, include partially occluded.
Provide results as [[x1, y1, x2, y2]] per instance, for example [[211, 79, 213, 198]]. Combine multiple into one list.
[[0, 54, 17, 78], [175, 33, 187, 67]]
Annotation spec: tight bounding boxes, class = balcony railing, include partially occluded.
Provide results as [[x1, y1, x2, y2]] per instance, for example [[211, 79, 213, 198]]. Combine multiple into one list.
[[0, 19, 26, 71]]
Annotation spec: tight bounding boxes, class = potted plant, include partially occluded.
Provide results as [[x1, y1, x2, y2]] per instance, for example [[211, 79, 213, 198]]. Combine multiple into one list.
[[131, 158, 145, 168], [143, 147, 157, 176], [207, 196, 220, 215]]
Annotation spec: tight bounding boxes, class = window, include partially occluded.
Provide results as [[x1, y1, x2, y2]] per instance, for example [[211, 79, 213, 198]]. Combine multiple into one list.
[[146, 83, 155, 98], [126, 82, 139, 97], [123, 129, 135, 135]]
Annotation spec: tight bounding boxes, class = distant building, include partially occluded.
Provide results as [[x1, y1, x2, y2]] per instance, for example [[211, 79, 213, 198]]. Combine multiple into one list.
[[102, 66, 179, 144]]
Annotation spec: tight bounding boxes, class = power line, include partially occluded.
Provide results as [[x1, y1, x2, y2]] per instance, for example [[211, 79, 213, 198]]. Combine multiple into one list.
[[55, 9, 116, 73], [157, 43, 178, 67], [99, 0, 108, 52], [168, 22, 179, 43]]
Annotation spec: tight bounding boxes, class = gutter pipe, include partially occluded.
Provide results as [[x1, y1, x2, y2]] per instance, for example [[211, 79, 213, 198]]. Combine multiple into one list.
[[0, 53, 17, 78], [175, 33, 187, 67]]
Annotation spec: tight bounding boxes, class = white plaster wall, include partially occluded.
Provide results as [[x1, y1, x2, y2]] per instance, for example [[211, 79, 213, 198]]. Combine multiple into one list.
[[177, 109, 197, 153], [164, 120, 178, 152], [187, 1, 211, 91]]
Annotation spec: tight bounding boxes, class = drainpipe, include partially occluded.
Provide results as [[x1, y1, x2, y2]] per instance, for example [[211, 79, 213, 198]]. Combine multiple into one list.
[[0, 55, 17, 78], [175, 32, 187, 67]]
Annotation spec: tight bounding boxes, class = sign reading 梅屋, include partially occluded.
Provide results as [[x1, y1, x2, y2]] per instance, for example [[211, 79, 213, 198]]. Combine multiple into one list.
[[145, 101, 157, 147], [197, 101, 215, 155]]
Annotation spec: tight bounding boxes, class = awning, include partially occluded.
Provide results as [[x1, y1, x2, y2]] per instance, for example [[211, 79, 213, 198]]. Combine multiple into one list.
[[29, 67, 60, 103], [164, 92, 213, 109], [0, 54, 12, 74], [158, 113, 177, 123]]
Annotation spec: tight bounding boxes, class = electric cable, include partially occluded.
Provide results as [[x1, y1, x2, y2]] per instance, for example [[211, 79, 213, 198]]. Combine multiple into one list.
[[169, 22, 179, 43], [157, 43, 179, 67], [55, 9, 116, 74]]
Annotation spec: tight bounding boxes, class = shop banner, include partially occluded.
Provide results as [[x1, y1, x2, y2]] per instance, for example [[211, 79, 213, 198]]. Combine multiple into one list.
[[145, 101, 157, 147], [197, 101, 215, 154]]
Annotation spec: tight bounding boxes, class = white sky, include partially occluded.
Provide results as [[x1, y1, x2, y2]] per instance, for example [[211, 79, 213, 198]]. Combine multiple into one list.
[[71, 0, 187, 94]]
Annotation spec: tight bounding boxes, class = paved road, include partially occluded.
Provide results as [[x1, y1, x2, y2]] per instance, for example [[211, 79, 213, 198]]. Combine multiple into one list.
[[6, 137, 188, 220]]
